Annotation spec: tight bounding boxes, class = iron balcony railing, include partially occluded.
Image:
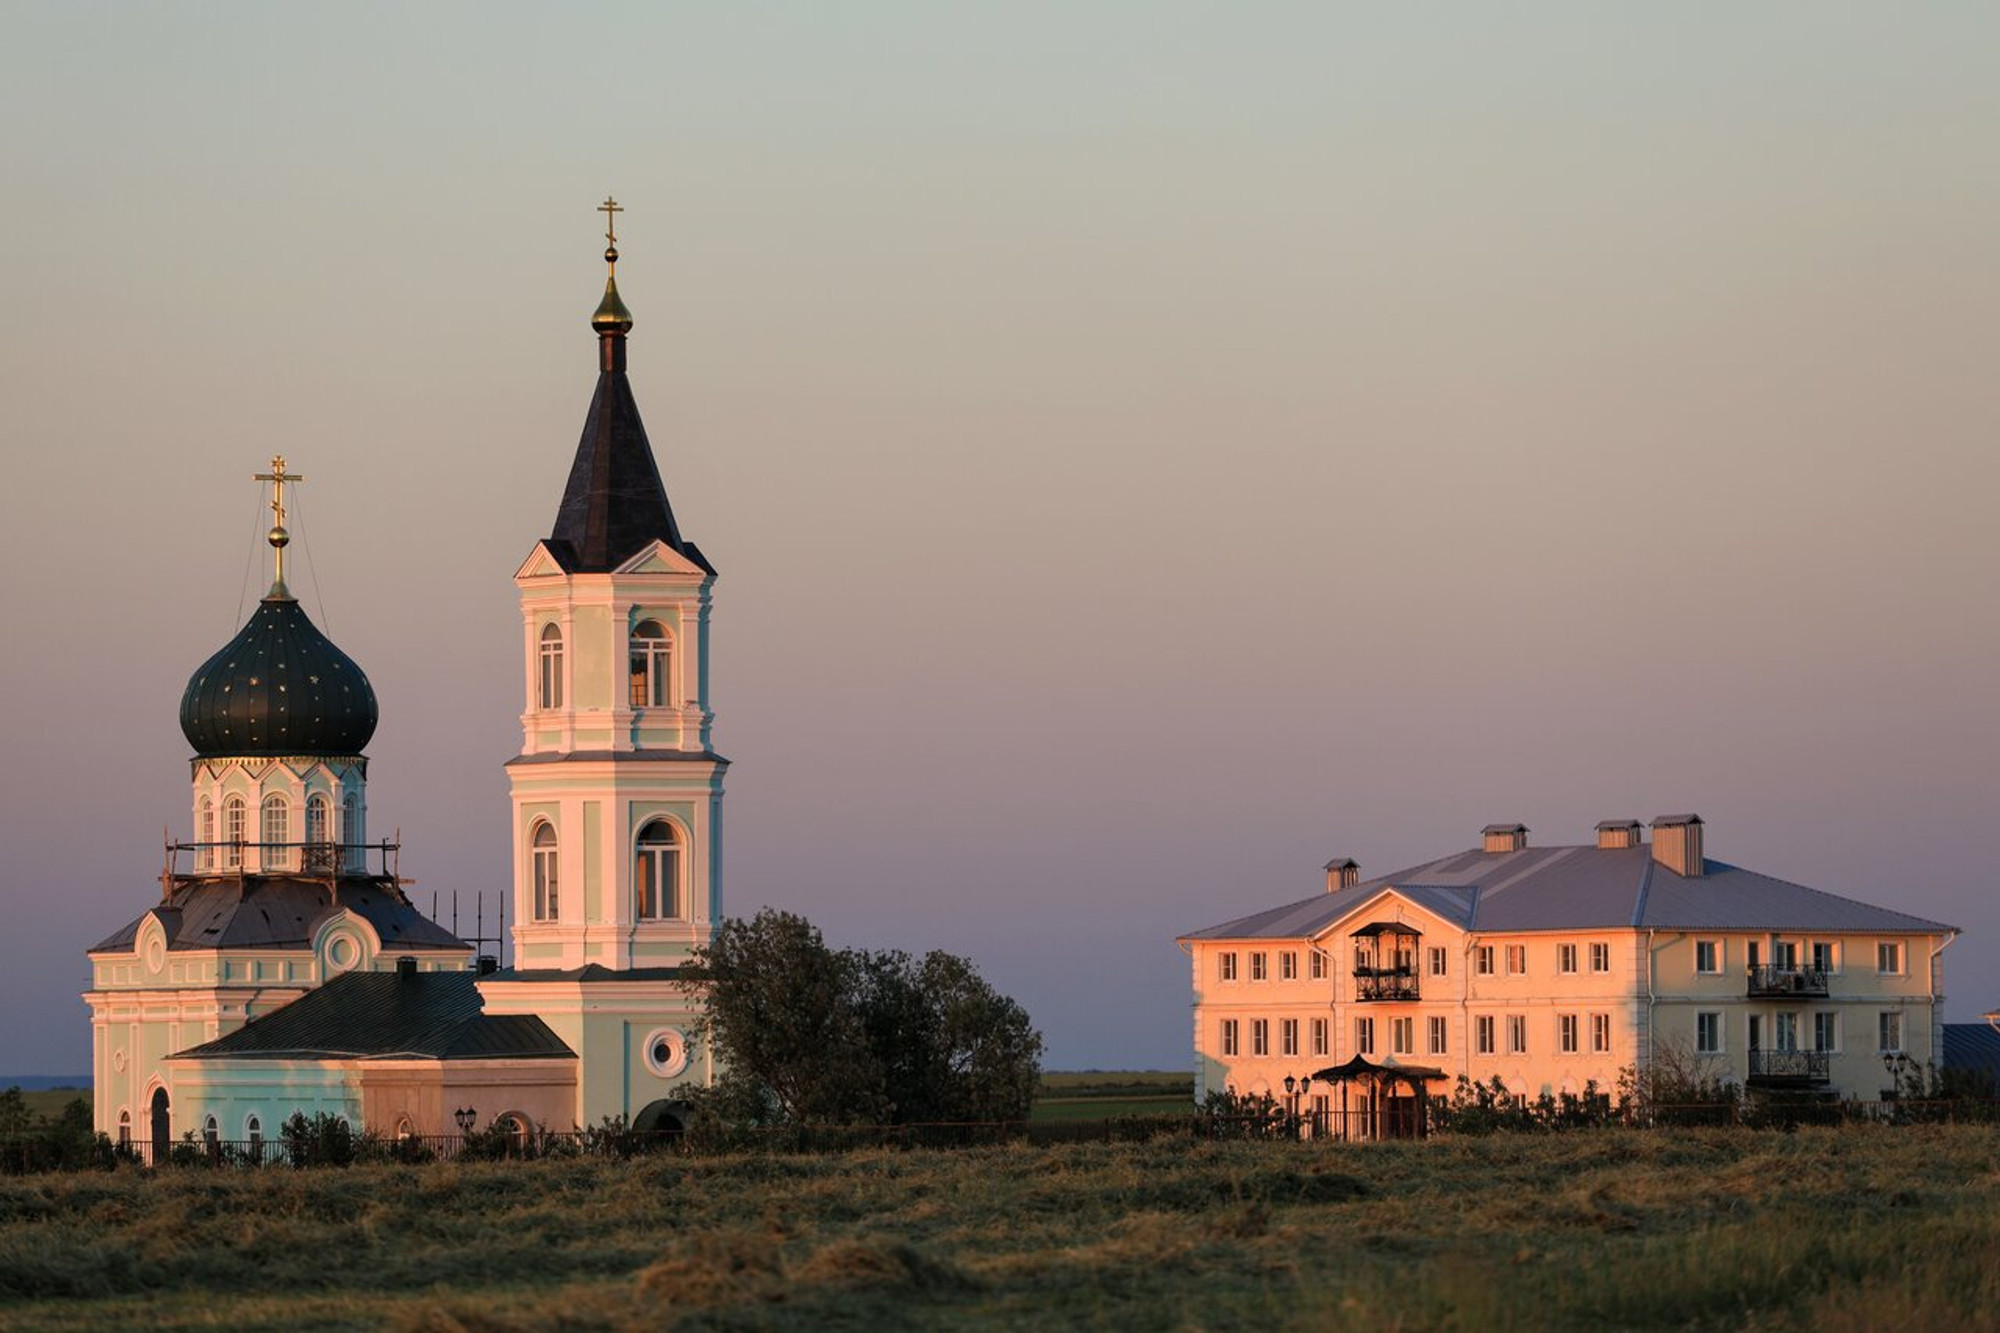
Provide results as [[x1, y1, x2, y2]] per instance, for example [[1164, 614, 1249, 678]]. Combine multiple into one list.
[[1747, 1049, 1832, 1084], [1746, 964, 1830, 998], [1352, 968, 1420, 1002]]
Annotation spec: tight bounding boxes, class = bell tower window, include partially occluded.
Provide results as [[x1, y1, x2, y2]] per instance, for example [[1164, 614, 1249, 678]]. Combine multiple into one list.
[[223, 796, 247, 868], [538, 624, 565, 710], [532, 822, 560, 921], [342, 792, 361, 870], [635, 819, 683, 920], [261, 795, 290, 871], [629, 620, 673, 709], [198, 797, 215, 871], [305, 794, 333, 871]]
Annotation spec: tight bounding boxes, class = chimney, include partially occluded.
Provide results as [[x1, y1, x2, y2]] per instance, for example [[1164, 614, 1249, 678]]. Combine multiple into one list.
[[1481, 823, 1528, 854], [1649, 814, 1704, 877], [1324, 858, 1360, 892], [395, 955, 417, 977], [1595, 820, 1644, 850], [477, 954, 500, 975]]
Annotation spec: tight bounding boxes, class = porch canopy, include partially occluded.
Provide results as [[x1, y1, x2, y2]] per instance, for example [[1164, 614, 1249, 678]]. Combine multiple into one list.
[[1348, 922, 1422, 938], [1310, 1055, 1447, 1087]]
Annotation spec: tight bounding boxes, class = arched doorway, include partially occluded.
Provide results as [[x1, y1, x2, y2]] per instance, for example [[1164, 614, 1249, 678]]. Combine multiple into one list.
[[632, 1099, 690, 1144], [149, 1087, 171, 1165]]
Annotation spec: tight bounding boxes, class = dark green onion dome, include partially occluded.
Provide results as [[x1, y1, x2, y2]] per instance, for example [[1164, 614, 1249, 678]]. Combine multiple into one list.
[[179, 594, 378, 757]]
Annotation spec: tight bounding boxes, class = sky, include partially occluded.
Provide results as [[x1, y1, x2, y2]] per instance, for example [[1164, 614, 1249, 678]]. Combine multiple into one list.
[[1, 3, 1996, 1074]]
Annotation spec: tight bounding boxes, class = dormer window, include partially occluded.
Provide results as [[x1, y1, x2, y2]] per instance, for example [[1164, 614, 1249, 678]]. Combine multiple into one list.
[[538, 624, 566, 710], [635, 819, 683, 920], [531, 822, 560, 920], [629, 620, 673, 709]]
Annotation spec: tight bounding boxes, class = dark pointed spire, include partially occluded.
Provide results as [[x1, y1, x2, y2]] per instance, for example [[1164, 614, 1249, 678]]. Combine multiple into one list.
[[547, 199, 713, 575]]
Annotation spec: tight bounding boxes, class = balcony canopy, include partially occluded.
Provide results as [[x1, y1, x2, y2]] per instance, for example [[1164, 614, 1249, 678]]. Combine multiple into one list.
[[1349, 921, 1422, 938]]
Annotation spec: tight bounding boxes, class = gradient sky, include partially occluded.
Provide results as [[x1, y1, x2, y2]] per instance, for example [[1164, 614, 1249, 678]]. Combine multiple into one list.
[[2, 4, 1996, 1073]]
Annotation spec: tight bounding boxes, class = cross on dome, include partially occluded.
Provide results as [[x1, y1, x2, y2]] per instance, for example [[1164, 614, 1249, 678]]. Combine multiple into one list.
[[253, 455, 304, 599]]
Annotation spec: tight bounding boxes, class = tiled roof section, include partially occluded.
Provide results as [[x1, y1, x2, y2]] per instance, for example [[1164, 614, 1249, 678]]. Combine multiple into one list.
[[88, 876, 467, 954], [174, 971, 574, 1061], [1180, 844, 1956, 940], [1941, 1025, 2000, 1087]]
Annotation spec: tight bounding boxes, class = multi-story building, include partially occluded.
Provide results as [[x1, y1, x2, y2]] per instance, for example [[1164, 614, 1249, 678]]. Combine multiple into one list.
[[1179, 816, 1957, 1136]]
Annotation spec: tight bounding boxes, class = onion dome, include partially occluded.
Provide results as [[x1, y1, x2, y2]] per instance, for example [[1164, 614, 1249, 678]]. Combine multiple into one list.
[[179, 594, 378, 757]]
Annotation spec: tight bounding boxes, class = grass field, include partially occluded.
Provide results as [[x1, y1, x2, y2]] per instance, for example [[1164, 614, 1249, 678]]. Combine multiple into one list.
[[12, 1091, 88, 1122], [2, 1124, 1997, 1330], [1031, 1070, 1193, 1122]]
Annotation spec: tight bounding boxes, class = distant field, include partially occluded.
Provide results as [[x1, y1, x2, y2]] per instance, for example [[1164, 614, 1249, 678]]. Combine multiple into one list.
[[13, 1091, 88, 1121], [1032, 1070, 1192, 1122], [2, 1125, 1996, 1329]]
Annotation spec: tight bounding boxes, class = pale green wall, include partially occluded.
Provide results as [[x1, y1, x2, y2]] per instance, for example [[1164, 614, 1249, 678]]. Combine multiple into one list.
[[574, 605, 612, 708]]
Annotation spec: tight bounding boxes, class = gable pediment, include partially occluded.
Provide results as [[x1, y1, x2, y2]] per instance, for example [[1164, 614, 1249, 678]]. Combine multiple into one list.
[[515, 542, 570, 582], [614, 539, 708, 577]]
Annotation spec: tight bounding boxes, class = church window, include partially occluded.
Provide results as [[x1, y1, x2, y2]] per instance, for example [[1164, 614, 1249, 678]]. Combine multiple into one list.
[[117, 1110, 131, 1146], [223, 796, 247, 868], [305, 794, 333, 871], [634, 820, 683, 920], [532, 822, 559, 920], [246, 1114, 263, 1157], [198, 797, 215, 870], [343, 792, 361, 869], [538, 624, 565, 710], [630, 620, 674, 709], [262, 795, 291, 871], [203, 1115, 219, 1147]]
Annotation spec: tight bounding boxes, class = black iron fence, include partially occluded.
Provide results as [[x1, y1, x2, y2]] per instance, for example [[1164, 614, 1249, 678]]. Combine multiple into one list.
[[1746, 964, 1830, 997], [1747, 1049, 1833, 1084]]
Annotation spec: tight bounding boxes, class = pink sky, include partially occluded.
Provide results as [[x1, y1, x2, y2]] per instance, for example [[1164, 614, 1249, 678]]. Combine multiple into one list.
[[1, 4, 1995, 1071]]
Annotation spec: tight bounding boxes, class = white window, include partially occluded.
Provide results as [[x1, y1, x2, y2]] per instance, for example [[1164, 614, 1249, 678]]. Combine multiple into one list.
[[1878, 1012, 1902, 1053], [634, 820, 683, 920], [629, 619, 673, 709], [246, 1114, 264, 1156], [1813, 1012, 1838, 1053], [1695, 940, 1721, 974], [1250, 952, 1268, 982], [1810, 941, 1836, 974], [531, 822, 559, 921], [1590, 1013, 1611, 1054], [1773, 940, 1799, 970], [1506, 945, 1526, 976], [1218, 952, 1237, 982], [538, 623, 565, 710], [1774, 1012, 1800, 1052], [1476, 946, 1494, 976], [342, 792, 361, 869], [1309, 950, 1326, 980], [1428, 947, 1447, 977], [1558, 1014, 1579, 1054], [1590, 943, 1610, 974], [1391, 1017, 1413, 1056], [1251, 1019, 1269, 1056], [1696, 1011, 1723, 1055], [1355, 1017, 1375, 1055], [1279, 950, 1297, 981], [305, 793, 332, 870], [1877, 942, 1903, 975], [1428, 1015, 1448, 1055], [117, 1110, 131, 1145], [1475, 1015, 1495, 1055], [261, 795, 290, 870], [203, 1115, 219, 1147], [1281, 1018, 1298, 1056], [1506, 1015, 1528, 1054], [223, 795, 247, 868], [1220, 1019, 1239, 1056], [198, 797, 215, 870], [1311, 1017, 1328, 1056], [1558, 943, 1578, 975]]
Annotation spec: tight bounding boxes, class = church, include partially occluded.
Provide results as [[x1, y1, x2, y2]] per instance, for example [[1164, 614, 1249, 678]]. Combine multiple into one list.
[[83, 204, 722, 1154]]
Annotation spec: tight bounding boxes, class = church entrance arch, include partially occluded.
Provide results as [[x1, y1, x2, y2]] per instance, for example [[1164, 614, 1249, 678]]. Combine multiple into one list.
[[149, 1087, 171, 1165], [632, 1099, 690, 1145]]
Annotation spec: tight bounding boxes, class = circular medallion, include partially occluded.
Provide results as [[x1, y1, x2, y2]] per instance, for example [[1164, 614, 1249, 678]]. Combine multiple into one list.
[[643, 1027, 689, 1078]]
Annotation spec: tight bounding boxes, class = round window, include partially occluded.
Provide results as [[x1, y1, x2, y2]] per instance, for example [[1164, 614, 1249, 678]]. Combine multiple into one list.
[[644, 1027, 689, 1078], [327, 936, 358, 971], [145, 937, 166, 975]]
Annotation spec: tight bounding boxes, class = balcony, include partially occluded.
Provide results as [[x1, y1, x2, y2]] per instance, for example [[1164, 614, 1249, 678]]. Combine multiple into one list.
[[1352, 968, 1420, 1002], [1747, 1049, 1832, 1086], [1746, 964, 1829, 998]]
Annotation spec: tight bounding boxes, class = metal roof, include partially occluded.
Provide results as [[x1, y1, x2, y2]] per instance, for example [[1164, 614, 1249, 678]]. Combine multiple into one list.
[[1180, 843, 1956, 941], [1941, 1024, 2000, 1088], [90, 875, 467, 955], [1481, 823, 1528, 835], [174, 971, 574, 1062]]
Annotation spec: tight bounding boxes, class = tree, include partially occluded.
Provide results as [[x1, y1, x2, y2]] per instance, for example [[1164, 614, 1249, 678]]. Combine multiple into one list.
[[687, 909, 1044, 1125]]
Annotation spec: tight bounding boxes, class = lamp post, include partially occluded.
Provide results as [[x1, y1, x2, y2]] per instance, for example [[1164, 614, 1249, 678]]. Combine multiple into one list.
[[453, 1106, 476, 1135]]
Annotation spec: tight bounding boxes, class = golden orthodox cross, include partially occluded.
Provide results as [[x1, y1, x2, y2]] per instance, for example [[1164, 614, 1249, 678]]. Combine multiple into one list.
[[598, 196, 623, 249], [254, 455, 303, 591]]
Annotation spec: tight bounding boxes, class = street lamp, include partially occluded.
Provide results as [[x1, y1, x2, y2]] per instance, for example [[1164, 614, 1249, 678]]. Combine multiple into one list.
[[453, 1106, 477, 1135]]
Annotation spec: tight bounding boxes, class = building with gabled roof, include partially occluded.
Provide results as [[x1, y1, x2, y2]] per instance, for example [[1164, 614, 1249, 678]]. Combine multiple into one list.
[[1179, 816, 1958, 1137]]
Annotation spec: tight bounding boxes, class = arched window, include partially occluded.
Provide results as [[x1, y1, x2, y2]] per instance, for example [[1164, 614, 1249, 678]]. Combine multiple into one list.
[[246, 1114, 263, 1154], [629, 620, 673, 709], [261, 794, 290, 871], [116, 1109, 131, 1146], [203, 1114, 219, 1147], [305, 793, 332, 871], [198, 797, 215, 871], [223, 796, 247, 868], [635, 820, 682, 921], [538, 624, 565, 710], [343, 791, 361, 870], [532, 822, 559, 921]]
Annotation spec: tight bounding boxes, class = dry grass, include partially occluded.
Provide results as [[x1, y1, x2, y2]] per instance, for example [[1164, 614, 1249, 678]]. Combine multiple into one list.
[[1, 1125, 1996, 1330]]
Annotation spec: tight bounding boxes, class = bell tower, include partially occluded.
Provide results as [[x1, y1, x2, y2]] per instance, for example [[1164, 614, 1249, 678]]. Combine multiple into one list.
[[503, 200, 726, 974]]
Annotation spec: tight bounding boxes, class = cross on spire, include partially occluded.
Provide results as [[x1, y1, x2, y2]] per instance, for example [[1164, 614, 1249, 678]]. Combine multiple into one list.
[[254, 455, 303, 598], [598, 195, 623, 251]]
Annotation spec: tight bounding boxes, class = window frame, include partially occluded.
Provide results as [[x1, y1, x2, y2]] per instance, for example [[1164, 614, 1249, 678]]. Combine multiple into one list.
[[1557, 943, 1578, 975], [223, 794, 247, 868], [1249, 951, 1268, 983], [1878, 1011, 1903, 1054], [1427, 1014, 1448, 1056], [1811, 940, 1837, 975], [1558, 1013, 1579, 1054], [260, 794, 290, 871], [1220, 1019, 1239, 1057], [1428, 946, 1447, 978], [1590, 1013, 1611, 1054], [1390, 1016, 1414, 1056], [1355, 1016, 1375, 1056], [1505, 944, 1527, 976], [1694, 939, 1722, 974], [1877, 941, 1904, 976], [1475, 945, 1495, 976], [1589, 942, 1611, 974], [1279, 950, 1298, 981], [1311, 1017, 1329, 1057], [1813, 1011, 1838, 1054], [531, 821, 560, 921], [537, 623, 565, 711], [1251, 1018, 1269, 1057], [1475, 1015, 1496, 1055], [629, 619, 675, 710], [1218, 951, 1238, 983], [634, 819, 685, 922], [1506, 1014, 1528, 1054], [1309, 950, 1326, 980], [1281, 1018, 1299, 1057], [1696, 1011, 1723, 1055]]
